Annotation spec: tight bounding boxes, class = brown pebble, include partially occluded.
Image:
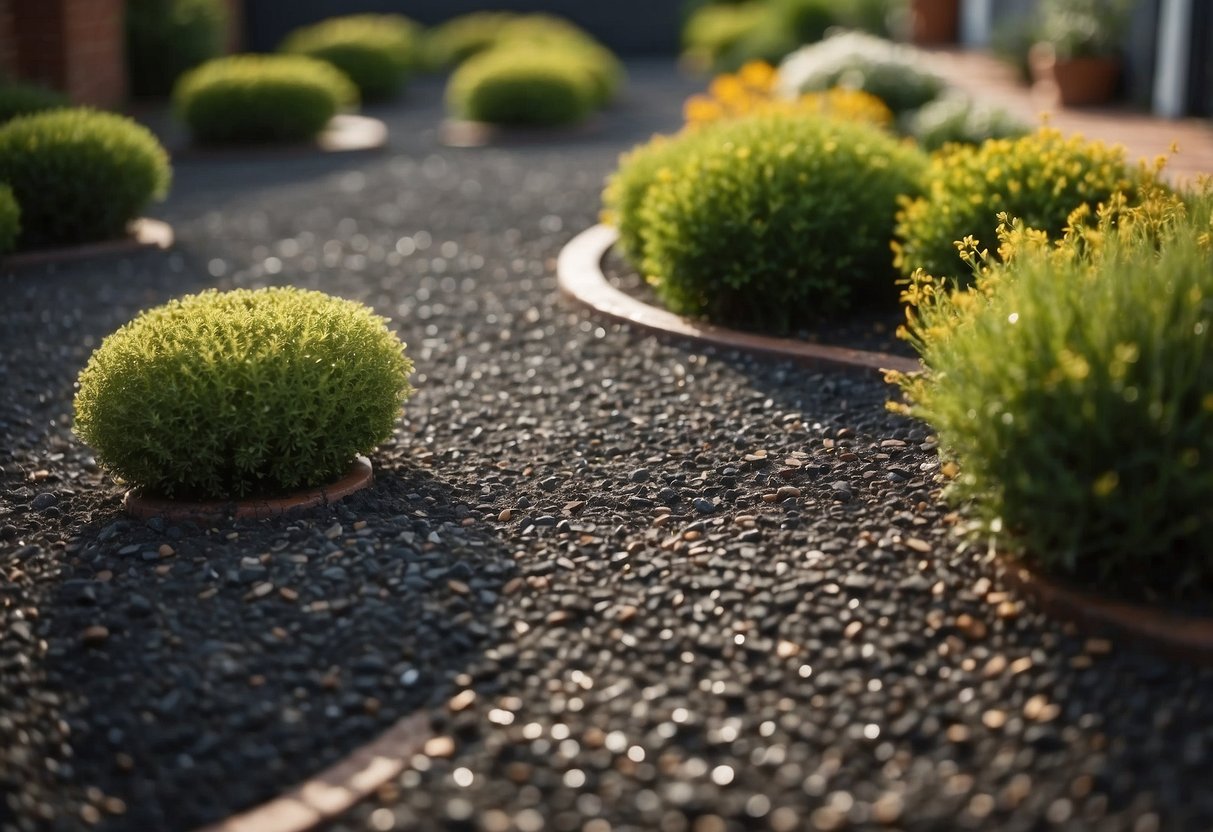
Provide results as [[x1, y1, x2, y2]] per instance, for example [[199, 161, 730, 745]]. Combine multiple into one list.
[[448, 580, 471, 595], [157, 544, 174, 557], [1084, 637, 1113, 655], [761, 493, 779, 503], [776, 640, 801, 658], [955, 614, 988, 640], [364, 697, 381, 716], [547, 610, 574, 626], [81, 625, 109, 646], [95, 570, 112, 582], [777, 486, 802, 500], [502, 577, 525, 595], [505, 762, 533, 784], [279, 587, 298, 602], [982, 709, 1007, 730], [115, 753, 134, 772], [498, 508, 512, 522], [424, 736, 456, 758], [448, 689, 476, 712], [844, 621, 863, 638], [871, 792, 904, 825], [248, 675, 266, 687], [904, 537, 932, 553], [321, 671, 341, 690], [617, 605, 639, 623], [982, 655, 1008, 678], [683, 530, 702, 541], [947, 724, 971, 743]]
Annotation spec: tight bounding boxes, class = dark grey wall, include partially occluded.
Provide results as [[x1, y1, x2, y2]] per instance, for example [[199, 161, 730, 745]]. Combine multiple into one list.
[[244, 1, 685, 55]]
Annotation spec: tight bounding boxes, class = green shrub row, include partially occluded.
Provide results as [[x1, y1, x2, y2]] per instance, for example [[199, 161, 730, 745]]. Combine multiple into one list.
[[0, 108, 170, 249], [126, 0, 228, 98], [894, 187, 1212, 598], [75, 287, 414, 500], [280, 14, 422, 102]]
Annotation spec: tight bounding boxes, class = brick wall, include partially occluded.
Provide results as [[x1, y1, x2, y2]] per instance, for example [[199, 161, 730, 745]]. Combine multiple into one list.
[[4, 0, 127, 107]]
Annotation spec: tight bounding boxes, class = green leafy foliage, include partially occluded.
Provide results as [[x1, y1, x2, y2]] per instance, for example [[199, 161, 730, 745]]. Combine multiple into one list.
[[601, 134, 685, 261], [1037, 0, 1133, 59], [907, 94, 1029, 152], [682, 3, 771, 70], [126, 0, 227, 97], [445, 48, 597, 126], [174, 54, 358, 145], [777, 31, 946, 115], [894, 188, 1213, 598], [632, 110, 927, 332], [0, 109, 170, 249], [280, 14, 420, 101], [74, 287, 414, 500], [893, 127, 1145, 282], [423, 12, 519, 70], [0, 81, 69, 124], [0, 183, 19, 254]]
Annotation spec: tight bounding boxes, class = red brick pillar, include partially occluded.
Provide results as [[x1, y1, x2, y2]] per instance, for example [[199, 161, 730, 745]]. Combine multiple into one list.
[[11, 0, 127, 107]]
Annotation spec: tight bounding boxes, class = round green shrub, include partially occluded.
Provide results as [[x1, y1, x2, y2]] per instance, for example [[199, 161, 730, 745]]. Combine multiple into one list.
[[0, 108, 170, 249], [637, 110, 928, 332], [174, 54, 358, 145], [602, 134, 687, 262], [773, 0, 840, 44], [0, 81, 69, 124], [126, 0, 227, 98], [907, 94, 1029, 152], [446, 48, 596, 126], [895, 190, 1213, 598], [74, 287, 414, 500], [0, 184, 20, 254], [423, 12, 519, 70], [682, 3, 771, 69], [280, 14, 420, 101], [894, 128, 1145, 282], [777, 31, 945, 115]]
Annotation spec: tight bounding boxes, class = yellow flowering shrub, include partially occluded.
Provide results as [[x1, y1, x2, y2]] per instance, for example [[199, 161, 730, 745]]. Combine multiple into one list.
[[893, 127, 1150, 282], [891, 183, 1213, 598], [683, 61, 892, 129]]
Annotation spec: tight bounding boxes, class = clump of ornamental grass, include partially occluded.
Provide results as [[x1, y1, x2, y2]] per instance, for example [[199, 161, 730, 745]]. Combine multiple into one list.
[[0, 108, 170, 248], [894, 127, 1148, 282], [631, 109, 928, 332], [74, 287, 414, 500], [892, 183, 1213, 598], [174, 54, 358, 145]]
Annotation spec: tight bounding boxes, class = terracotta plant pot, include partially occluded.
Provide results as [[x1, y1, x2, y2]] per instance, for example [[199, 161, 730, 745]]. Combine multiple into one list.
[[909, 0, 960, 45], [1029, 43, 1121, 107]]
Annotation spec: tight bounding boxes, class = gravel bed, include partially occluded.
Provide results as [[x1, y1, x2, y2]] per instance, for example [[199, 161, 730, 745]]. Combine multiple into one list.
[[3, 62, 1213, 832]]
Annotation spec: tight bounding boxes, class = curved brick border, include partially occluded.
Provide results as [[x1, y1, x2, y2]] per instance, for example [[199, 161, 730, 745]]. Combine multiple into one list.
[[440, 117, 601, 148], [124, 456, 374, 522], [999, 555, 1213, 662], [175, 115, 388, 161], [193, 713, 430, 832], [3, 218, 173, 269], [557, 224, 920, 376]]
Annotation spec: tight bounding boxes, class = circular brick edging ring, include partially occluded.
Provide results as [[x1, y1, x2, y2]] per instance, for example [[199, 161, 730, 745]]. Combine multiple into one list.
[[557, 224, 920, 376], [3, 218, 173, 269], [124, 456, 374, 522], [174, 114, 388, 161], [998, 554, 1213, 663], [193, 713, 431, 832], [440, 116, 602, 148]]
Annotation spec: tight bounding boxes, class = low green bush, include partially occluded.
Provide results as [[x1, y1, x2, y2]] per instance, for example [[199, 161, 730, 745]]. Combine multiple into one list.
[[634, 110, 927, 332], [602, 134, 685, 261], [174, 54, 357, 145], [773, 0, 840, 43], [423, 12, 519, 70], [0, 184, 19, 254], [907, 94, 1029, 152], [683, 3, 771, 70], [126, 0, 227, 98], [446, 48, 597, 126], [894, 127, 1145, 282], [894, 188, 1213, 598], [777, 31, 945, 115], [280, 14, 420, 101], [74, 287, 414, 500], [0, 109, 170, 248], [0, 81, 69, 124]]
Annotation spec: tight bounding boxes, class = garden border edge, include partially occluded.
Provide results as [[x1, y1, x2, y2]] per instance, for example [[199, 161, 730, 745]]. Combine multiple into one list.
[[3, 218, 173, 269], [556, 224, 920, 376], [173, 114, 388, 161]]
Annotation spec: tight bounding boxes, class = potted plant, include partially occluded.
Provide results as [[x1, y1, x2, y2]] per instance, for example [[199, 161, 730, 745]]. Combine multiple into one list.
[[1029, 0, 1133, 107]]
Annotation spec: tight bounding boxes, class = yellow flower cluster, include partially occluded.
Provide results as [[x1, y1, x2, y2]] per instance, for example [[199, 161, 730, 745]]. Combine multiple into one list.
[[682, 61, 892, 129]]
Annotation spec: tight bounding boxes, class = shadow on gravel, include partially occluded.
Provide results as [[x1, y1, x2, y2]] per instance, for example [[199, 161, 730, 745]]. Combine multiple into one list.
[[8, 458, 516, 832]]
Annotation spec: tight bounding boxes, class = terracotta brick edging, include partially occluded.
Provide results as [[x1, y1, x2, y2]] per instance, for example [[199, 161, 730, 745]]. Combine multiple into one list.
[[557, 224, 920, 376], [124, 456, 374, 522], [174, 115, 388, 161], [998, 554, 1213, 663], [440, 117, 602, 148], [194, 713, 431, 832], [3, 219, 173, 269]]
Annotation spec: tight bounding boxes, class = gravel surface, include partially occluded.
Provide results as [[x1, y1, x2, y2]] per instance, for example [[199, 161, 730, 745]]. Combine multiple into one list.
[[3, 62, 1213, 832]]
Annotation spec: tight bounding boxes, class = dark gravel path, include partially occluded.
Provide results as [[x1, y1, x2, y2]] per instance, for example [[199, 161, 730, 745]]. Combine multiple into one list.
[[3, 62, 1212, 832]]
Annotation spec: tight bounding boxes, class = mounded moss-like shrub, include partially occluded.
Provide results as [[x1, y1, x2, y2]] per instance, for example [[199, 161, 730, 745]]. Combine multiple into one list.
[[126, 0, 227, 98], [602, 134, 685, 261], [74, 287, 414, 500], [280, 14, 420, 101], [423, 12, 519, 70], [0, 109, 170, 249], [635, 110, 928, 331], [0, 184, 19, 254], [683, 3, 771, 70], [777, 31, 945, 115], [894, 128, 1145, 282], [893, 188, 1213, 598], [0, 81, 69, 124], [446, 48, 596, 126], [174, 54, 358, 145], [906, 94, 1029, 152]]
